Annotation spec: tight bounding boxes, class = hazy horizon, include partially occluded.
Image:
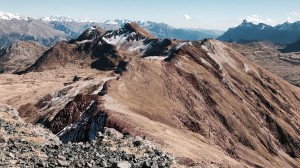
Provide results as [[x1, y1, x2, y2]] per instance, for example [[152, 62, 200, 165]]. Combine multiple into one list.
[[1, 0, 300, 31]]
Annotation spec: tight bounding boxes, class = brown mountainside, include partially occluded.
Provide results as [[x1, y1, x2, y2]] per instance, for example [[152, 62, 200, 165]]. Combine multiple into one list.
[[0, 41, 48, 73], [1, 24, 300, 167]]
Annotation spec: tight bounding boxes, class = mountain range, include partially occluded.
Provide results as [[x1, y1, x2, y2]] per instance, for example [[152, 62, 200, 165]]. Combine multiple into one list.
[[3, 11, 300, 49], [0, 11, 224, 48], [218, 19, 300, 44]]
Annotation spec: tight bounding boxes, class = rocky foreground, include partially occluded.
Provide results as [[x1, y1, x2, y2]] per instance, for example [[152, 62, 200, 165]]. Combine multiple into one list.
[[0, 104, 174, 168]]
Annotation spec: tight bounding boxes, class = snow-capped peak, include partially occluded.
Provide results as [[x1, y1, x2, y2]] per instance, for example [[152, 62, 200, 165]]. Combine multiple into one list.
[[0, 11, 29, 20], [104, 19, 131, 25], [40, 15, 91, 22]]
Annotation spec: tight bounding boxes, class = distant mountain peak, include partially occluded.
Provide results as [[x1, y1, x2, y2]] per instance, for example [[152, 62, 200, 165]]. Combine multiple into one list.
[[122, 22, 155, 39], [218, 19, 300, 44], [40, 15, 91, 22], [242, 19, 248, 24], [0, 11, 29, 20], [103, 19, 131, 25], [239, 19, 272, 28], [239, 19, 256, 27], [75, 26, 105, 42]]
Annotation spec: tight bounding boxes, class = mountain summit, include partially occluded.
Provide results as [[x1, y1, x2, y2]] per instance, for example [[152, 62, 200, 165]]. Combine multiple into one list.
[[17, 23, 158, 73], [122, 22, 156, 39]]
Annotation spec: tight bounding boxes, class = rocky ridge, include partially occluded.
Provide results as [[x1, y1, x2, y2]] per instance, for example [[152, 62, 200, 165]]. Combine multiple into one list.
[[0, 104, 174, 168], [18, 22, 175, 74]]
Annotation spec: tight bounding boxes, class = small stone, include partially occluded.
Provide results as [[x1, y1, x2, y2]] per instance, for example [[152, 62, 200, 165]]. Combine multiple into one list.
[[73, 76, 81, 82], [100, 160, 108, 167], [57, 159, 70, 166], [37, 160, 47, 167], [103, 128, 123, 138], [112, 161, 131, 168], [58, 155, 66, 160], [84, 143, 90, 149], [142, 161, 152, 168], [9, 160, 17, 165], [108, 158, 117, 163], [133, 140, 142, 147], [0, 136, 7, 143], [86, 162, 92, 167], [154, 149, 163, 156], [7, 153, 14, 158]]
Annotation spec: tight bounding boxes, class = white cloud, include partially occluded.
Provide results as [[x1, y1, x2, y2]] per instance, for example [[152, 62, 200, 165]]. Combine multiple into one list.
[[290, 12, 300, 16], [246, 14, 276, 25], [184, 14, 191, 20], [287, 12, 300, 23]]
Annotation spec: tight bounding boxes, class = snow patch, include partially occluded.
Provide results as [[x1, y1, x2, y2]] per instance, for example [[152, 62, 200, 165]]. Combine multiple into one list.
[[244, 64, 251, 72], [103, 32, 147, 52], [77, 40, 93, 44], [174, 42, 192, 50], [201, 40, 238, 70], [143, 56, 168, 60]]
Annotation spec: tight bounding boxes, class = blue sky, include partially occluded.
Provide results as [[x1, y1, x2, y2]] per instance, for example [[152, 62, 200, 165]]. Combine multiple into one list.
[[1, 0, 300, 30]]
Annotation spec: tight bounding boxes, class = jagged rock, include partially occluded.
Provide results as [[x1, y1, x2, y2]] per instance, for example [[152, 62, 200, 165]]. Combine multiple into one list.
[[72, 75, 81, 82], [0, 135, 7, 143], [133, 140, 142, 147], [0, 115, 173, 167], [103, 127, 123, 139]]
